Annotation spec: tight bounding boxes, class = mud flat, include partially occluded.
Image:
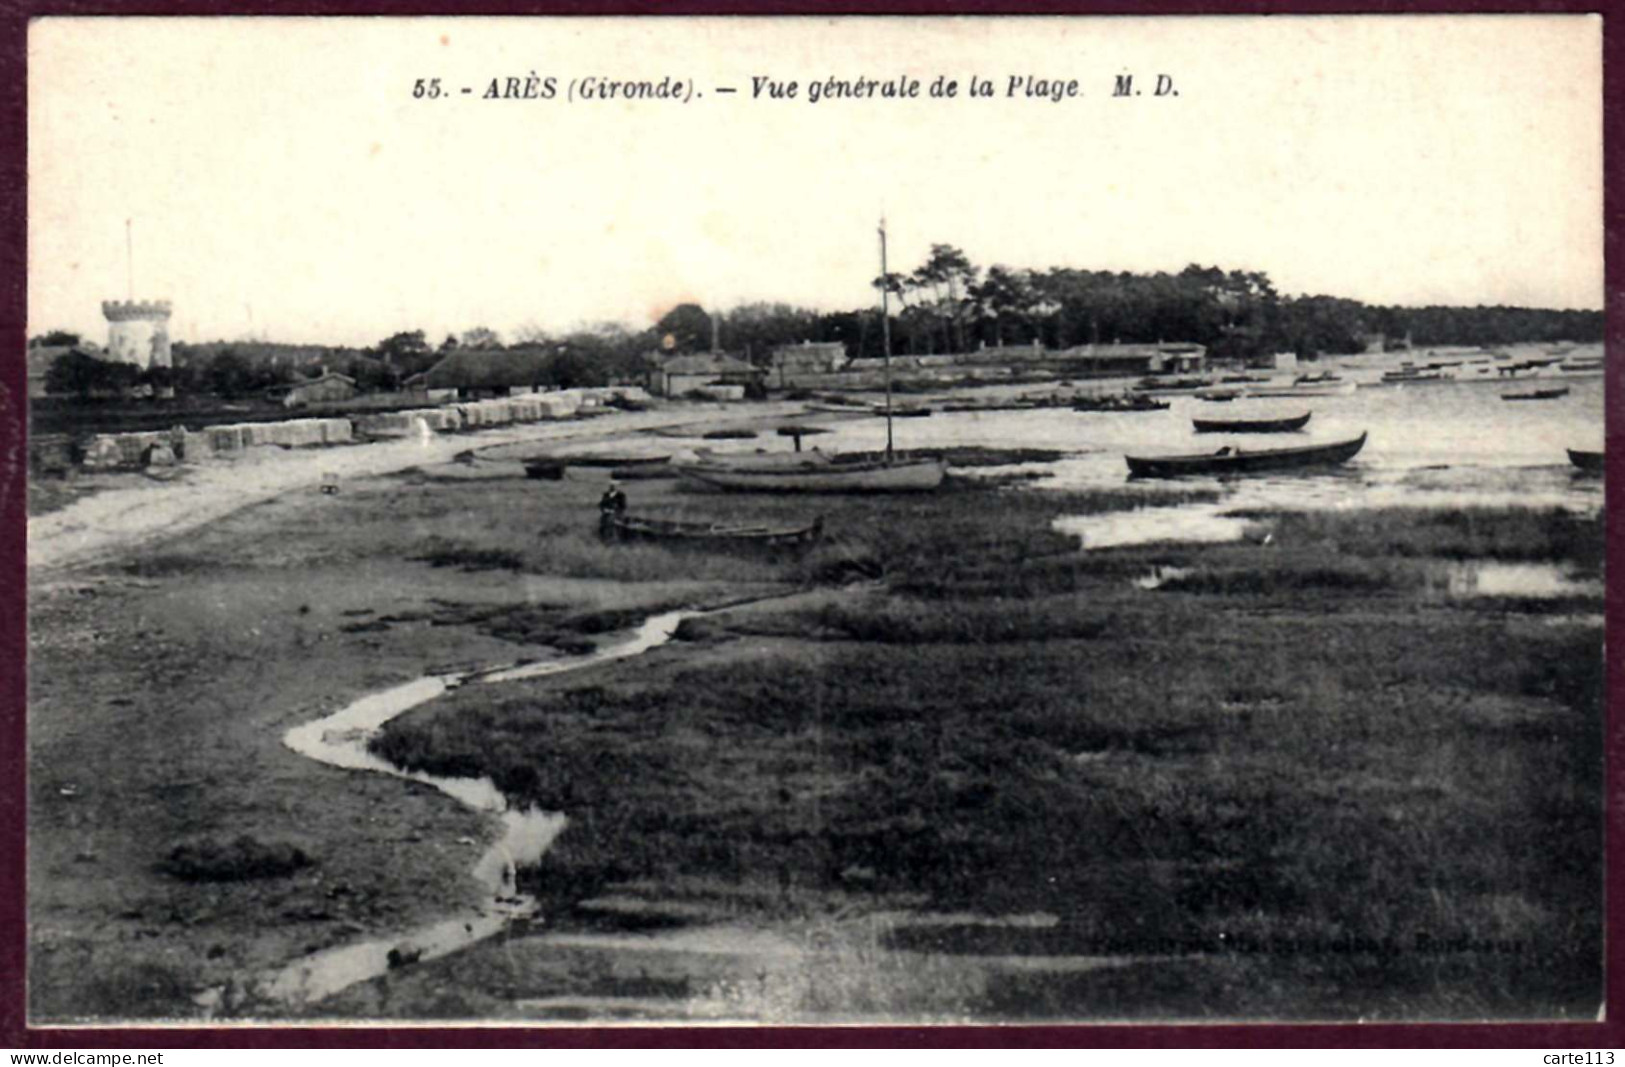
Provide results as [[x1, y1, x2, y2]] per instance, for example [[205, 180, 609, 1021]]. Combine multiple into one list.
[[26, 423, 1604, 1023]]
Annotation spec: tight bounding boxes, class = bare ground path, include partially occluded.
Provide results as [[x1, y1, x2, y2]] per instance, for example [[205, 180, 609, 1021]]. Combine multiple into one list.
[[28, 403, 807, 573]]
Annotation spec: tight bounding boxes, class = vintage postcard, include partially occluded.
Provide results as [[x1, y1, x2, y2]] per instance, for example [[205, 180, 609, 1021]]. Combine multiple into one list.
[[23, 15, 1606, 1027]]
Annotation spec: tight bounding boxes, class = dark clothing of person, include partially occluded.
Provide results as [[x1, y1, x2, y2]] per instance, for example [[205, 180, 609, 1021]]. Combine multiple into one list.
[[598, 487, 628, 540]]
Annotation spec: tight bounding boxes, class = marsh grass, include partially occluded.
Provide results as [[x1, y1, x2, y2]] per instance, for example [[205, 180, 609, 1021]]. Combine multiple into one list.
[[366, 480, 1602, 1018]]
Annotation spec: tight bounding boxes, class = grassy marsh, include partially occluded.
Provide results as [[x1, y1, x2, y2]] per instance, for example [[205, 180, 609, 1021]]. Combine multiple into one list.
[[371, 483, 1604, 1019]]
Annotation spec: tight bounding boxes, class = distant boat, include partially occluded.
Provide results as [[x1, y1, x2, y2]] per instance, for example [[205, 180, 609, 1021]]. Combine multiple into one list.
[[1132, 376, 1208, 394], [1560, 358, 1604, 375], [1567, 448, 1604, 474], [1192, 411, 1312, 434], [1381, 366, 1450, 385], [527, 453, 669, 479], [1126, 432, 1367, 479], [875, 404, 932, 418], [1248, 380, 1357, 398], [1502, 387, 1570, 401], [676, 456, 948, 492], [605, 513, 824, 548], [1195, 388, 1243, 402], [1073, 394, 1170, 413], [524, 459, 567, 480]]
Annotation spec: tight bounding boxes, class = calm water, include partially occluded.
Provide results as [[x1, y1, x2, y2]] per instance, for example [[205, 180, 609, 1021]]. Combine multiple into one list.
[[685, 359, 1605, 547]]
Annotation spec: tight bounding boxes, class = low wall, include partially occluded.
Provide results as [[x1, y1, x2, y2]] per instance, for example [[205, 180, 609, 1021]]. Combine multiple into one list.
[[62, 388, 640, 469]]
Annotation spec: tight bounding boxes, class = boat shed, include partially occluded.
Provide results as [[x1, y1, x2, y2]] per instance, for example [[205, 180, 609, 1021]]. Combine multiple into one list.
[[1058, 342, 1207, 376], [407, 348, 554, 398], [650, 353, 766, 397]]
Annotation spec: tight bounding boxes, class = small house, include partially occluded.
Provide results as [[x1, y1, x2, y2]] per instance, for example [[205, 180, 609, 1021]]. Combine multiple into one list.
[[649, 353, 766, 398], [770, 341, 849, 388], [272, 370, 357, 407]]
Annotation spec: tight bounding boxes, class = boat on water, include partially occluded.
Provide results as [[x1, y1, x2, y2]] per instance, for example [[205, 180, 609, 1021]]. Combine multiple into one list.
[[676, 456, 948, 493], [941, 400, 1039, 413], [1503, 387, 1570, 401], [605, 513, 824, 548], [1247, 380, 1357, 398], [1380, 366, 1451, 385], [875, 404, 932, 418], [1125, 432, 1367, 479], [1073, 394, 1170, 413], [679, 219, 946, 495], [1568, 448, 1604, 473], [1132, 376, 1209, 395], [1192, 411, 1312, 434], [1195, 388, 1243, 402]]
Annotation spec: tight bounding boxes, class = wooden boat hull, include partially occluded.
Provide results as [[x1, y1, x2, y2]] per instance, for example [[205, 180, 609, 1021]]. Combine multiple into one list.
[[608, 514, 823, 548], [524, 461, 566, 480], [1568, 448, 1604, 473], [676, 458, 948, 493], [1192, 412, 1312, 434], [1126, 432, 1367, 479], [1073, 398, 1170, 413], [1503, 388, 1570, 401], [563, 454, 672, 467], [690, 449, 835, 470]]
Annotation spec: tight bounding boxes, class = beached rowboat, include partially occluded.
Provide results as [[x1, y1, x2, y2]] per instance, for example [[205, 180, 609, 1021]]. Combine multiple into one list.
[[606, 514, 823, 548], [1567, 448, 1604, 473], [675, 457, 947, 492], [1125, 432, 1367, 479], [1503, 387, 1570, 401], [1192, 412, 1312, 434]]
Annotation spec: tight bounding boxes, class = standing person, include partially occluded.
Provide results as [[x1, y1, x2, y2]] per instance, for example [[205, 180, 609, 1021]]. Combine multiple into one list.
[[598, 479, 627, 540]]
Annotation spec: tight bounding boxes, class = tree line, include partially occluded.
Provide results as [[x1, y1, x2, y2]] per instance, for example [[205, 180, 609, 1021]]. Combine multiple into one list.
[[33, 247, 1603, 399]]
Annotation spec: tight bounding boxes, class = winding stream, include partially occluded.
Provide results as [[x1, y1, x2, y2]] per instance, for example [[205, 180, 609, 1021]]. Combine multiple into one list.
[[212, 609, 697, 1013]]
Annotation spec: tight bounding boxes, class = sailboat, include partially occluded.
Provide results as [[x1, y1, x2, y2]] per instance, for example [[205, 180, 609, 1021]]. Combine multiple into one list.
[[675, 219, 947, 494]]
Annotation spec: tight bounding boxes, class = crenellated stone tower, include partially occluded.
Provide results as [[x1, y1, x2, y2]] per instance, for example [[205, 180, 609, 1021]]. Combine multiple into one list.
[[102, 299, 172, 369]]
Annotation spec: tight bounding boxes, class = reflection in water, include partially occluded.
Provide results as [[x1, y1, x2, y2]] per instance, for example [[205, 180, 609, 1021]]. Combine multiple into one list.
[[1440, 562, 1602, 599], [1058, 506, 1253, 550], [218, 610, 694, 1012]]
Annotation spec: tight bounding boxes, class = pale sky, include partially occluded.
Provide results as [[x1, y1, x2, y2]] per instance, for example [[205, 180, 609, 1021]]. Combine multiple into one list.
[[28, 15, 1604, 348]]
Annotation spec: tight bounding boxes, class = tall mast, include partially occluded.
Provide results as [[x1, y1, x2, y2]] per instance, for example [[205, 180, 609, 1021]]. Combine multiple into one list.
[[879, 217, 893, 463], [125, 218, 133, 300]]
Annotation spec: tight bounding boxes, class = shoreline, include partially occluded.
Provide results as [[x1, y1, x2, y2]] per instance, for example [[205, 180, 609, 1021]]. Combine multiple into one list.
[[25, 398, 1604, 1023]]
